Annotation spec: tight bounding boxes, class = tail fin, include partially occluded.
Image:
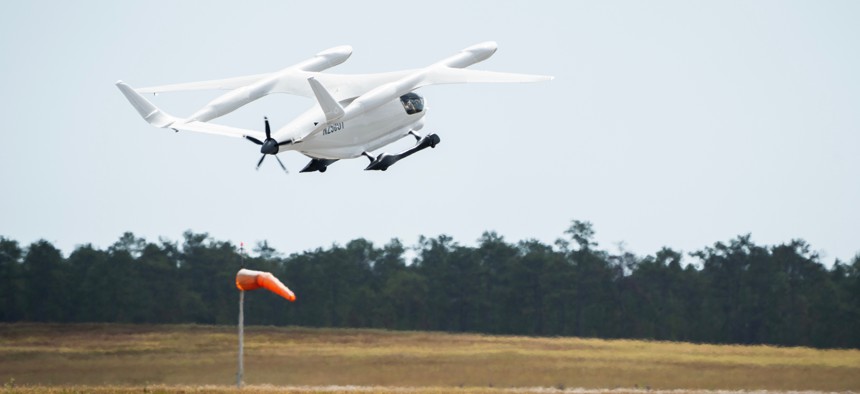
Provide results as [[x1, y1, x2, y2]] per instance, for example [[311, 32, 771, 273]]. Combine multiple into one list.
[[307, 77, 345, 122], [115, 81, 179, 128]]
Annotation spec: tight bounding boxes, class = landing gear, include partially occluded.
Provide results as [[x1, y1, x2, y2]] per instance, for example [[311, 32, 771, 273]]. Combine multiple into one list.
[[299, 158, 339, 173], [364, 132, 441, 171], [409, 130, 439, 148]]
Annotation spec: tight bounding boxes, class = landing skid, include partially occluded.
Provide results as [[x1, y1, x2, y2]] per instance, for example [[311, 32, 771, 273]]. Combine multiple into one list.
[[364, 133, 441, 171], [300, 158, 339, 173]]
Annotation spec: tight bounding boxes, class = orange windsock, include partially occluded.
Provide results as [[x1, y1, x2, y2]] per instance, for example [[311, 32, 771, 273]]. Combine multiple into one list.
[[235, 268, 296, 302]]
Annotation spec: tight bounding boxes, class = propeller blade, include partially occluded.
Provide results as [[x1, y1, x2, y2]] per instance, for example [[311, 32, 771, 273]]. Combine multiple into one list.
[[274, 155, 289, 174], [278, 139, 293, 146], [256, 155, 266, 170], [245, 136, 264, 145], [264, 116, 271, 140]]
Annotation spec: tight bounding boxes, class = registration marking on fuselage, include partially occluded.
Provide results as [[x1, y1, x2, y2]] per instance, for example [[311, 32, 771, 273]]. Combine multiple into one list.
[[322, 122, 345, 136]]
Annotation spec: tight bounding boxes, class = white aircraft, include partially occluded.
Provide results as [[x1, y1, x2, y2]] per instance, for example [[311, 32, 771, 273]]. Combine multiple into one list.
[[116, 42, 551, 173]]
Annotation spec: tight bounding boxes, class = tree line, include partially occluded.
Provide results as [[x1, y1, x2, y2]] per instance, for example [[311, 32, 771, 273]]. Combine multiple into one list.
[[1, 220, 858, 349]]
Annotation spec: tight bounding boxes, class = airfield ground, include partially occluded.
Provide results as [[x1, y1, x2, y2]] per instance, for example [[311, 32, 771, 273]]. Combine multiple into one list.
[[1, 323, 858, 393]]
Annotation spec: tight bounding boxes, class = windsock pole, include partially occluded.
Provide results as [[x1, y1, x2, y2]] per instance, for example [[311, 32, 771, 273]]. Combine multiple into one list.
[[234, 245, 295, 388], [237, 242, 245, 389], [237, 289, 244, 388]]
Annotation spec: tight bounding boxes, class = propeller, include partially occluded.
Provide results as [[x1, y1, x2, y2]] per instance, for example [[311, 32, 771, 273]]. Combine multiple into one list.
[[245, 117, 292, 173]]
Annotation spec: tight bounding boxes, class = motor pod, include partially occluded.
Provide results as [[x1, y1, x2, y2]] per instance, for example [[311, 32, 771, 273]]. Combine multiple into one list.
[[297, 45, 353, 72], [235, 268, 296, 302], [188, 45, 353, 122], [434, 41, 498, 69]]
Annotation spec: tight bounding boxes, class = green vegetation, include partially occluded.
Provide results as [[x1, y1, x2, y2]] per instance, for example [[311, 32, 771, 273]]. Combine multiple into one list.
[[1, 220, 859, 348], [1, 324, 859, 391]]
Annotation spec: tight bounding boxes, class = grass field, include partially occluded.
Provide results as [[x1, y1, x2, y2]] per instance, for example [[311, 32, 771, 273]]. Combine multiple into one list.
[[1, 323, 858, 393]]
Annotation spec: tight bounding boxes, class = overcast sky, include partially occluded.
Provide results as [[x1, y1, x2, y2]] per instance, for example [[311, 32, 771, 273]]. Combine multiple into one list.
[[1, 1, 858, 264]]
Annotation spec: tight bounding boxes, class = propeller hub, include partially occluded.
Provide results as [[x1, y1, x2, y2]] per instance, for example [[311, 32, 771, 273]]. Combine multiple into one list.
[[248, 117, 289, 174], [261, 139, 279, 155]]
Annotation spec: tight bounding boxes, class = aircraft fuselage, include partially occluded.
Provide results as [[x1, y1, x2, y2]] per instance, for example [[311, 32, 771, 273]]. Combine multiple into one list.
[[277, 97, 426, 160]]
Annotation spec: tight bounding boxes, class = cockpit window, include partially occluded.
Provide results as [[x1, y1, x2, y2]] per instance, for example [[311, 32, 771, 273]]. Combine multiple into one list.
[[400, 92, 424, 115]]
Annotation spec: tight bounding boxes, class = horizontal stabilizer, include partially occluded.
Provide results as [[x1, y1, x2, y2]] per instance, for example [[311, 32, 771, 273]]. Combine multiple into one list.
[[116, 81, 178, 128], [308, 77, 345, 122], [170, 120, 266, 140], [116, 81, 265, 140]]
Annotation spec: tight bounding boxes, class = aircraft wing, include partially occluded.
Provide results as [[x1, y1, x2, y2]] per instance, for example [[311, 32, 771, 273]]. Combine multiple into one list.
[[135, 68, 548, 100], [136, 73, 272, 94], [419, 67, 553, 87], [134, 70, 417, 101], [269, 70, 418, 100], [272, 68, 548, 101], [171, 120, 266, 141]]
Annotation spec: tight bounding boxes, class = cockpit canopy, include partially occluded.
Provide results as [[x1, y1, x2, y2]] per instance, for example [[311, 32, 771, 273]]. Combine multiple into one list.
[[400, 92, 425, 115]]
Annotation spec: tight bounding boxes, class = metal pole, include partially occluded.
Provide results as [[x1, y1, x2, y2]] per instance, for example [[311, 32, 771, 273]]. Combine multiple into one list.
[[237, 289, 244, 388], [237, 241, 245, 389]]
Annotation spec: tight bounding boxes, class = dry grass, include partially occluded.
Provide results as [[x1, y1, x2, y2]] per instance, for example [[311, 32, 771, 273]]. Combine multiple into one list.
[[1, 323, 858, 392], [2, 386, 857, 394]]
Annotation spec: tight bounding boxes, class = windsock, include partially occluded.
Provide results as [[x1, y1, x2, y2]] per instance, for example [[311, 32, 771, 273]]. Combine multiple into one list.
[[235, 268, 296, 302]]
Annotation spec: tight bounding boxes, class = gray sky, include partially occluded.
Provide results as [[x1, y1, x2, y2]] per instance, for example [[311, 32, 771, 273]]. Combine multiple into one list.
[[1, 1, 858, 263]]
